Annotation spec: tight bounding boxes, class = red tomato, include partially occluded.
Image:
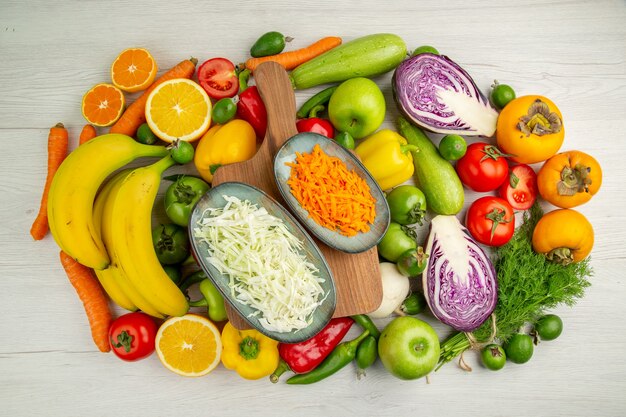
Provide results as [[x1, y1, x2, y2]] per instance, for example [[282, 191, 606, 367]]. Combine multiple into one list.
[[109, 312, 158, 361], [498, 164, 538, 210], [197, 58, 239, 99], [466, 196, 515, 246], [456, 142, 510, 192]]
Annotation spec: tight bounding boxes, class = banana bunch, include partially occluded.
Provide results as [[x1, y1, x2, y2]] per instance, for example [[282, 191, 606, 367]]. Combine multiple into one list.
[[48, 133, 189, 317], [48, 133, 169, 269]]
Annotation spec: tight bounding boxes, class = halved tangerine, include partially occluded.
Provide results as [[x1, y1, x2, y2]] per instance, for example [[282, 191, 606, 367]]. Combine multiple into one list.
[[111, 48, 158, 93], [81, 83, 125, 127]]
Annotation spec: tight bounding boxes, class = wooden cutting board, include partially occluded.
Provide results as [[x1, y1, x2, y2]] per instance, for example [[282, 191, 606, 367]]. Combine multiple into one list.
[[211, 61, 383, 329]]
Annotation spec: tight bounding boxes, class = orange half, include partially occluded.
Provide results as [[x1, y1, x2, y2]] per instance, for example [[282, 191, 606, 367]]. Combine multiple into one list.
[[111, 47, 158, 93], [145, 78, 212, 143], [81, 83, 125, 127], [155, 314, 222, 377]]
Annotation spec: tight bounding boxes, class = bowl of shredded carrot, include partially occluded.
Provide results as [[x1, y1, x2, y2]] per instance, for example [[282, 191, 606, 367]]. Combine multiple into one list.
[[274, 132, 390, 253]]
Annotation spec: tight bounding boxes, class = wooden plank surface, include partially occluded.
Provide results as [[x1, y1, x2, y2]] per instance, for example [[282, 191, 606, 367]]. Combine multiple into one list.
[[1, 1, 625, 416], [212, 62, 382, 328]]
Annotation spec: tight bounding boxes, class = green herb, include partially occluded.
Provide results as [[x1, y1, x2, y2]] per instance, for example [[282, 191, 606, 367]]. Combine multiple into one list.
[[437, 203, 593, 369]]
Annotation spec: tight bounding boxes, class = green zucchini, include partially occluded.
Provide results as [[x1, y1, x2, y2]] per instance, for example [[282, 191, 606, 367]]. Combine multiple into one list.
[[397, 117, 464, 215], [289, 33, 407, 90]]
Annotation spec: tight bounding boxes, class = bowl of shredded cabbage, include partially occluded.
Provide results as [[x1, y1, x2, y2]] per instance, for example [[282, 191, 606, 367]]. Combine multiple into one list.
[[189, 181, 336, 343]]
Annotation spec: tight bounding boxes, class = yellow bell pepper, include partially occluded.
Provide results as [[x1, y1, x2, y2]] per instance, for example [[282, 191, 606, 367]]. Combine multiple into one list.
[[220, 322, 279, 380], [355, 129, 417, 191], [193, 119, 257, 183]]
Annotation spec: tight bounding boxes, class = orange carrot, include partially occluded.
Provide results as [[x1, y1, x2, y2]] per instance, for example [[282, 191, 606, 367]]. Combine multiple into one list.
[[30, 123, 69, 240], [245, 36, 342, 72], [59, 251, 112, 353], [78, 124, 97, 145], [286, 144, 376, 237], [109, 57, 198, 137]]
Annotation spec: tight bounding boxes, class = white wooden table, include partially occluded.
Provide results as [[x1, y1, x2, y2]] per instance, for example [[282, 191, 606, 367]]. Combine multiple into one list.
[[1, 1, 625, 416]]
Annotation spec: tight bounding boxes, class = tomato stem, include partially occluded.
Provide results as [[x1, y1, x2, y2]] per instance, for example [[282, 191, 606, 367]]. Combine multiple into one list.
[[485, 206, 513, 242]]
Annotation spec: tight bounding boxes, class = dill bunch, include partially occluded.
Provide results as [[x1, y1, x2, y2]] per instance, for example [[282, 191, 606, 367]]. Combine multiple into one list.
[[438, 203, 593, 368]]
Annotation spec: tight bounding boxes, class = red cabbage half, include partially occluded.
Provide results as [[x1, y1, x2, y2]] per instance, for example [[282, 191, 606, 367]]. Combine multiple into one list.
[[423, 215, 497, 332], [393, 53, 498, 137]]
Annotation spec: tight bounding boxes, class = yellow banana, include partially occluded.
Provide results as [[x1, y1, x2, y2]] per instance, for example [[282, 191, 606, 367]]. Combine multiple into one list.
[[100, 169, 165, 319], [92, 170, 137, 312], [109, 155, 189, 317], [47, 134, 169, 270]]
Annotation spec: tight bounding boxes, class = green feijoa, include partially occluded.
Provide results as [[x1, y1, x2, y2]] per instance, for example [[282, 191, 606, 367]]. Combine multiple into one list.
[[438, 134, 467, 161], [250, 31, 292, 58], [504, 334, 534, 364], [535, 314, 563, 341], [212, 98, 237, 124], [490, 81, 516, 110], [136, 123, 159, 145], [335, 131, 355, 150], [481, 344, 506, 371], [411, 45, 439, 56]]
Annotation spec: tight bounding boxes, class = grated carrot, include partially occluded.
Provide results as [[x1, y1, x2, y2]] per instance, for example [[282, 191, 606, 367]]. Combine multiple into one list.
[[286, 144, 376, 237]]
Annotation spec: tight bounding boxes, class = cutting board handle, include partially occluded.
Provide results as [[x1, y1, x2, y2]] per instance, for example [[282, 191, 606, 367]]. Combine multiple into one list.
[[253, 62, 298, 156]]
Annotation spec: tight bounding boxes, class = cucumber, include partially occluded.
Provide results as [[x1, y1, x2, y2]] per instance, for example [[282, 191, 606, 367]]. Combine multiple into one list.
[[290, 33, 407, 90], [397, 117, 464, 215]]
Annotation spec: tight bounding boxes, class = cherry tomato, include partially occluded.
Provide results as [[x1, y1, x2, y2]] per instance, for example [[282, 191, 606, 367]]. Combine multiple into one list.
[[456, 142, 510, 192], [197, 58, 239, 99], [498, 164, 538, 210], [465, 196, 515, 246], [109, 312, 158, 361]]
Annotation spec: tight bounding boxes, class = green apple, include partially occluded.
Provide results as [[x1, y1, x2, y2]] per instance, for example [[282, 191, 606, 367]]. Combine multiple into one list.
[[328, 77, 386, 139], [378, 316, 440, 380]]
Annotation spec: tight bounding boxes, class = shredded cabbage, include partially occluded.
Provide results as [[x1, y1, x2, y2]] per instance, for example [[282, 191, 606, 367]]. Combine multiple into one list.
[[193, 195, 326, 333]]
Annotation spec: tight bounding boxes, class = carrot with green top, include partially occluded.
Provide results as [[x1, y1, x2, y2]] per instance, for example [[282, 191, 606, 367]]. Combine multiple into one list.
[[109, 57, 198, 137], [30, 123, 68, 240], [59, 251, 112, 353], [245, 36, 342, 72], [78, 124, 97, 145]]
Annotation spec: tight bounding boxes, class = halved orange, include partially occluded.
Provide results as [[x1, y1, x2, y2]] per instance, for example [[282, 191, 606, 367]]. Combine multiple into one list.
[[145, 78, 212, 143], [111, 48, 158, 93], [81, 83, 125, 127], [155, 314, 222, 377]]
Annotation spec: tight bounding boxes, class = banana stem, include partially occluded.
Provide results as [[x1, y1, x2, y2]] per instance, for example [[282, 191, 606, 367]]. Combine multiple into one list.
[[152, 155, 177, 174], [137, 143, 170, 158]]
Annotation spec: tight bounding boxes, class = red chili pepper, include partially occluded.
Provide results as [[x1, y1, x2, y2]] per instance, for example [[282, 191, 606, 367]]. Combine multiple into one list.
[[236, 69, 267, 143], [296, 104, 335, 139], [269, 317, 354, 383]]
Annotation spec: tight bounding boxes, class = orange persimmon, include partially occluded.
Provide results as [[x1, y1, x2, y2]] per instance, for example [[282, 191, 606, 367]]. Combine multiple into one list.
[[496, 95, 564, 164], [537, 150, 602, 208]]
